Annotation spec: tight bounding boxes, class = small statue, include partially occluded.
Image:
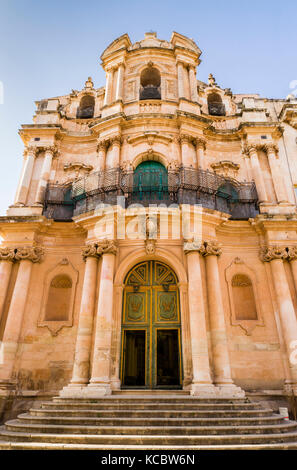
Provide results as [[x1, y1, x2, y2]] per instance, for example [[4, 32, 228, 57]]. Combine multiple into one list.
[[208, 73, 217, 87]]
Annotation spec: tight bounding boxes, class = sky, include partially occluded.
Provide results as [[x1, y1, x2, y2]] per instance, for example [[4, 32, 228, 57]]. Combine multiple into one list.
[[0, 0, 296, 216]]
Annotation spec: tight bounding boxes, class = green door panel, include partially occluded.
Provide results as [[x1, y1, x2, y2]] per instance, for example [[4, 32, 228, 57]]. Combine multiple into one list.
[[121, 261, 183, 389]]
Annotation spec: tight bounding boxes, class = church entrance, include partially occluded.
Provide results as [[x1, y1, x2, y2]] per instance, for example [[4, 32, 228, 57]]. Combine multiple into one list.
[[120, 261, 182, 389]]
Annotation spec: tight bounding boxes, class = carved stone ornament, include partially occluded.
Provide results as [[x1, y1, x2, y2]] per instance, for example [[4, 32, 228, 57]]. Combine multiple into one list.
[[194, 138, 206, 150], [200, 240, 222, 257], [208, 73, 217, 87], [97, 139, 110, 152], [23, 146, 37, 157], [211, 160, 240, 180], [287, 246, 297, 261], [109, 135, 122, 147], [82, 244, 101, 261], [1, 246, 45, 263], [145, 215, 158, 239], [243, 143, 279, 157], [14, 246, 44, 263], [96, 239, 118, 256], [145, 239, 156, 255], [168, 159, 180, 171], [260, 246, 289, 262], [0, 247, 15, 261], [121, 160, 133, 172]]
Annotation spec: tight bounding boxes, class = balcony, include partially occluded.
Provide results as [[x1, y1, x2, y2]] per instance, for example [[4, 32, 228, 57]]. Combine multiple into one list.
[[43, 167, 258, 222]]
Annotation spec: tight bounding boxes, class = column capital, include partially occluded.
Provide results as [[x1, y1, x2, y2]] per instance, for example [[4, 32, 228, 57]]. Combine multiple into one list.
[[14, 246, 44, 263], [184, 240, 222, 257], [242, 144, 258, 157], [264, 143, 279, 156], [42, 145, 59, 157], [260, 245, 288, 262], [0, 247, 16, 262], [178, 133, 193, 145], [194, 137, 207, 150], [183, 239, 203, 255], [83, 240, 118, 260], [23, 146, 37, 158], [82, 244, 101, 261], [287, 246, 297, 261], [201, 240, 222, 257], [97, 239, 118, 256], [109, 135, 122, 147], [97, 139, 110, 152]]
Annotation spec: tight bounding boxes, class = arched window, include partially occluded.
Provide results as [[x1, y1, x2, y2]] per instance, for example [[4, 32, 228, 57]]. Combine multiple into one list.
[[45, 274, 72, 321], [217, 183, 239, 202], [76, 95, 95, 119], [207, 93, 226, 116], [133, 161, 168, 201], [140, 66, 161, 100], [231, 274, 257, 320]]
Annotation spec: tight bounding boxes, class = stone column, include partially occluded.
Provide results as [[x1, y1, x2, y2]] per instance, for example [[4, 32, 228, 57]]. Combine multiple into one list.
[[189, 66, 198, 102], [261, 246, 297, 393], [288, 247, 297, 295], [35, 146, 56, 205], [88, 240, 117, 396], [115, 63, 125, 102], [265, 144, 288, 203], [97, 140, 109, 171], [245, 145, 268, 203], [14, 146, 36, 206], [177, 61, 185, 99], [0, 247, 44, 385], [61, 246, 100, 395], [202, 241, 244, 396], [103, 67, 114, 107], [184, 241, 215, 395], [0, 248, 15, 324], [179, 134, 192, 167], [109, 136, 122, 169], [195, 138, 206, 170]]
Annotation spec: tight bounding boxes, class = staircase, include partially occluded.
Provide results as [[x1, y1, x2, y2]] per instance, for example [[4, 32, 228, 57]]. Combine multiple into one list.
[[1, 392, 297, 450]]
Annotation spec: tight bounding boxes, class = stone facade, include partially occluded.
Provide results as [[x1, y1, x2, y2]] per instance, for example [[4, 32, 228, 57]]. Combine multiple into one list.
[[1, 31, 297, 419]]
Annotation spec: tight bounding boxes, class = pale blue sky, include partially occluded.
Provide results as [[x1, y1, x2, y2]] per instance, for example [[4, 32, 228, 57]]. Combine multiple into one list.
[[0, 0, 296, 215]]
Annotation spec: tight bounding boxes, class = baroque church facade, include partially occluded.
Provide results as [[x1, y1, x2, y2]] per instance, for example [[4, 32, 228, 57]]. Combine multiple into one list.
[[1, 31, 297, 418]]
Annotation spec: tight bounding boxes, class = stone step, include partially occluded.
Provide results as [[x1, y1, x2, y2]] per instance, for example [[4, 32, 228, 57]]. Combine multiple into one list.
[[112, 390, 190, 396], [31, 408, 274, 418], [22, 414, 285, 427], [1, 440, 297, 450], [53, 396, 249, 404], [1, 429, 297, 446], [6, 419, 297, 436], [40, 401, 262, 411]]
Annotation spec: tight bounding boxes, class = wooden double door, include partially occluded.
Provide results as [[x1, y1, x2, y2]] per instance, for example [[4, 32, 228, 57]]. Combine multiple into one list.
[[121, 261, 183, 389]]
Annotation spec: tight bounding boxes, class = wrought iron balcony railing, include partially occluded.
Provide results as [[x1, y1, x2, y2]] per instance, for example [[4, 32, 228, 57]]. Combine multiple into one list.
[[43, 167, 258, 221]]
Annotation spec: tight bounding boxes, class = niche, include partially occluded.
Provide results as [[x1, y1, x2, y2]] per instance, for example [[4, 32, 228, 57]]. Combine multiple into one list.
[[38, 259, 79, 336]]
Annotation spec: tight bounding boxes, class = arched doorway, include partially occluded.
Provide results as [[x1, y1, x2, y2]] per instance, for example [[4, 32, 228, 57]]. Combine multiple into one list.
[[120, 260, 183, 389]]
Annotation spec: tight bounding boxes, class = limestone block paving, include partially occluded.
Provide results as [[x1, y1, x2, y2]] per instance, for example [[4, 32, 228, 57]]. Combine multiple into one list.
[[1, 392, 297, 450]]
